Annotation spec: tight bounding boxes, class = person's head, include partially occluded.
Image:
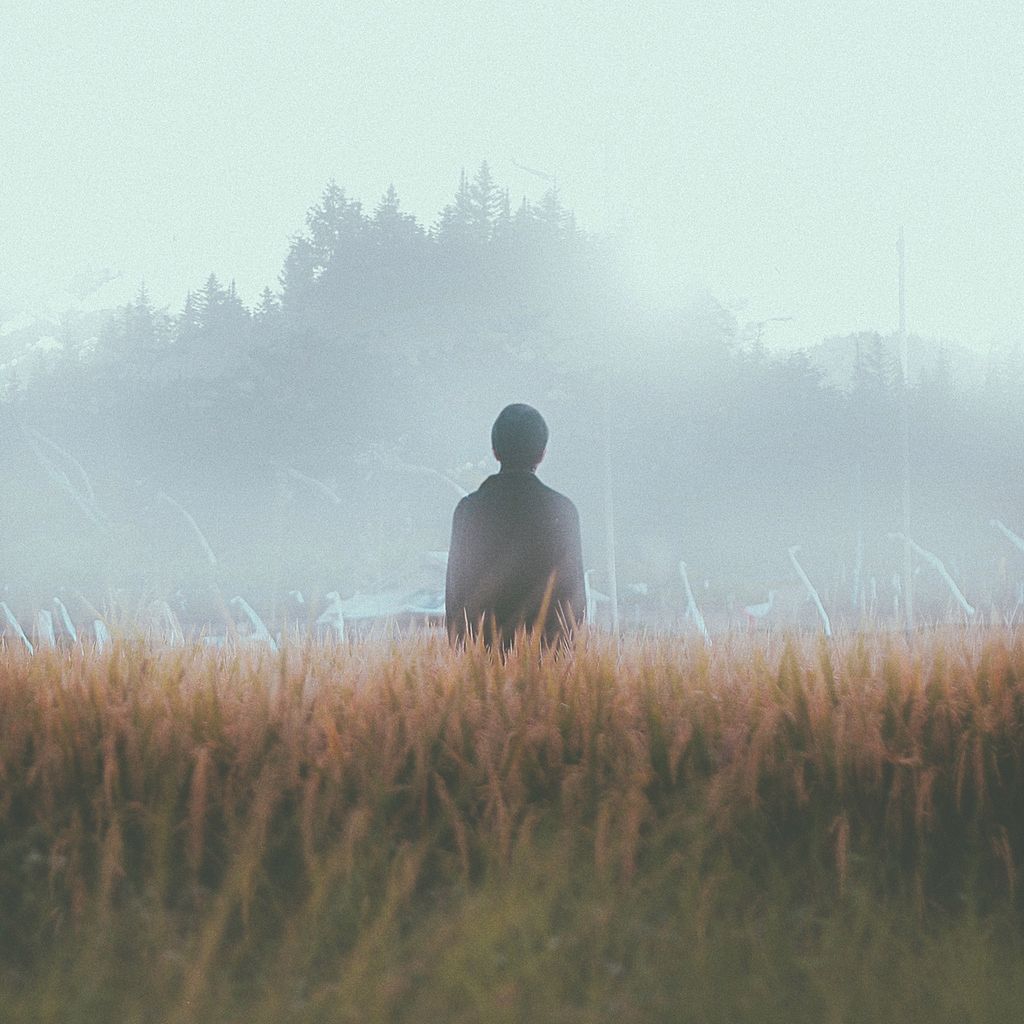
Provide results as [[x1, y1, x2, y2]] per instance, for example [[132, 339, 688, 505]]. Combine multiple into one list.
[[491, 403, 548, 470]]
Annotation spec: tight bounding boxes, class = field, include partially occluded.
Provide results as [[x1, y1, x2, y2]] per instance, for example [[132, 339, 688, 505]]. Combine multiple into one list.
[[1, 628, 1023, 1023]]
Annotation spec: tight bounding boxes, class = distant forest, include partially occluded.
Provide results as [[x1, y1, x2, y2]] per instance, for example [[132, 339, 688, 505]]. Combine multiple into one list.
[[3, 164, 1024, 622]]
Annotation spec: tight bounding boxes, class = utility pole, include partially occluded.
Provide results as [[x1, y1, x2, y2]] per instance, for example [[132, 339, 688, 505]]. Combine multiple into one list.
[[854, 336, 865, 617], [601, 141, 620, 634], [898, 228, 914, 631], [603, 387, 620, 634]]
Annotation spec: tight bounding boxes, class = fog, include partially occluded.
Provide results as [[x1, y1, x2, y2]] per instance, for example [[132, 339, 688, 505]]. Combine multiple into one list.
[[2, 3, 1023, 639]]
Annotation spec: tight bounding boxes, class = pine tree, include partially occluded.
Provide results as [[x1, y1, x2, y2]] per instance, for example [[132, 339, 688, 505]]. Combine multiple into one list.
[[510, 194, 537, 249], [852, 333, 897, 396], [254, 286, 281, 324], [491, 188, 513, 245], [376, 182, 401, 219], [196, 272, 226, 330], [127, 283, 155, 348], [187, 273, 250, 350], [279, 236, 319, 312], [468, 161, 501, 241], [306, 180, 365, 271], [372, 184, 422, 247], [128, 282, 171, 355], [434, 169, 475, 246], [177, 290, 202, 345], [95, 282, 170, 383], [535, 188, 569, 237]]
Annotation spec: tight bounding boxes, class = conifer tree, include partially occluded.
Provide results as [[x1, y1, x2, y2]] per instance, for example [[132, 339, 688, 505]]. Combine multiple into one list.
[[535, 187, 569, 237], [95, 282, 170, 383], [279, 236, 318, 312], [126, 283, 164, 352], [254, 286, 281, 324], [177, 290, 202, 345], [435, 169, 475, 246], [306, 180, 365, 272], [186, 273, 251, 353], [468, 161, 501, 241], [491, 188, 513, 245], [372, 184, 422, 247], [852, 333, 897, 396], [196, 272, 226, 329]]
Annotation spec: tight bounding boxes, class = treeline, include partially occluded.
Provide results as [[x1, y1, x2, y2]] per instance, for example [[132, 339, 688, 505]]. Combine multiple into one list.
[[21, 165, 597, 460], [3, 164, 1024, 610]]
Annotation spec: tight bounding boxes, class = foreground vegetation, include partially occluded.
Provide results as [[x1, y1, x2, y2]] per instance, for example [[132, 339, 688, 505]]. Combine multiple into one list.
[[1, 628, 1023, 1022]]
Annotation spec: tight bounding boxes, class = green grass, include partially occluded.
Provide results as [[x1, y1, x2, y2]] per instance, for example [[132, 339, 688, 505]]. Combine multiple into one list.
[[1, 629, 1022, 1022]]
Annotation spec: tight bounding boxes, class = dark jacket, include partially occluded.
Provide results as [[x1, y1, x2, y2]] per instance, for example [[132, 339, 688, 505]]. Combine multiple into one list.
[[445, 469, 585, 648]]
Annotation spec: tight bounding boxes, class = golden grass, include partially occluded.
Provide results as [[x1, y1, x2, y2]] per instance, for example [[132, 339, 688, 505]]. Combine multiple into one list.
[[1, 627, 1022, 1021]]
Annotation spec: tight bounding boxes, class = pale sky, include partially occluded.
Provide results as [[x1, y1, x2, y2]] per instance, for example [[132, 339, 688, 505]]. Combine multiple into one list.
[[2, 1, 1022, 351]]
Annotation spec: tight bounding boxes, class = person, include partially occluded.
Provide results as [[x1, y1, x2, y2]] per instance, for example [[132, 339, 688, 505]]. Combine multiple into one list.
[[445, 404, 585, 650]]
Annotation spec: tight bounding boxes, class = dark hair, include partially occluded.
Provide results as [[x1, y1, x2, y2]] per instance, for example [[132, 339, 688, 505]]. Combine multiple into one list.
[[491, 404, 548, 468]]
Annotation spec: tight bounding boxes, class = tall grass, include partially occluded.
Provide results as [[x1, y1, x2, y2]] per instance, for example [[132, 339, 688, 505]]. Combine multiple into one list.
[[1, 628, 1022, 1022]]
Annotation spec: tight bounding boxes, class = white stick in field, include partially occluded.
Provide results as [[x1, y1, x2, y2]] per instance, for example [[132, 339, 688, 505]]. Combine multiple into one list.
[[35, 609, 56, 647], [788, 546, 832, 637], [53, 597, 78, 643], [678, 561, 711, 645], [316, 592, 346, 641], [157, 491, 218, 567], [230, 597, 278, 650], [1, 603, 34, 654], [584, 570, 596, 624], [93, 620, 110, 651], [582, 570, 612, 627], [1009, 583, 1024, 629], [889, 533, 975, 618], [150, 600, 184, 645], [992, 519, 1024, 557]]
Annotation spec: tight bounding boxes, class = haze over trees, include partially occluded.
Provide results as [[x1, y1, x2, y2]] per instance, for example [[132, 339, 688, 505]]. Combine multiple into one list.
[[2, 164, 1023, 619]]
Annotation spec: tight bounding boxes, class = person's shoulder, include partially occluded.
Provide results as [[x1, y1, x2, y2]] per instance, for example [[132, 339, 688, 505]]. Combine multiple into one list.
[[453, 475, 495, 517], [452, 491, 474, 520], [536, 479, 579, 517], [464, 474, 501, 503]]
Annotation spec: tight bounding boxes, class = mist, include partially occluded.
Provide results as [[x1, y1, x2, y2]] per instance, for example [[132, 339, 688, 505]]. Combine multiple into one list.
[[2, 3, 1024, 640]]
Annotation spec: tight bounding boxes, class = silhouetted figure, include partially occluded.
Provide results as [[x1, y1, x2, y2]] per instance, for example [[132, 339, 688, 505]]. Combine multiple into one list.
[[446, 404, 585, 650]]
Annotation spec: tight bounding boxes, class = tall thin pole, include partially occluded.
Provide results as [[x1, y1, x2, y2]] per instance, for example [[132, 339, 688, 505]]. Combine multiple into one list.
[[603, 386, 620, 634], [898, 228, 914, 631], [601, 139, 620, 635], [854, 336, 865, 618]]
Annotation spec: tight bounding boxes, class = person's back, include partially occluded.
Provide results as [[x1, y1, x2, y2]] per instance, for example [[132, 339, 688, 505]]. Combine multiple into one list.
[[445, 405, 585, 649]]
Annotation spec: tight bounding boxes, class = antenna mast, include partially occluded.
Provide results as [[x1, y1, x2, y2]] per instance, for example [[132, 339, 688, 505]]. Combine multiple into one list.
[[898, 228, 913, 631]]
